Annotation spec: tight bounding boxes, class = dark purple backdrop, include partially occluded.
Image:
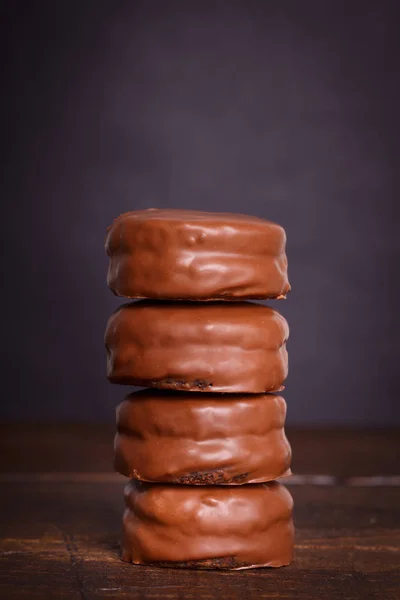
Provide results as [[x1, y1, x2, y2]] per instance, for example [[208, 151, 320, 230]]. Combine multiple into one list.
[[2, 0, 399, 424]]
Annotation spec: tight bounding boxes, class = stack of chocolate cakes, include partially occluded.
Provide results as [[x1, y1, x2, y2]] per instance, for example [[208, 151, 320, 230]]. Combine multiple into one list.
[[105, 209, 294, 570]]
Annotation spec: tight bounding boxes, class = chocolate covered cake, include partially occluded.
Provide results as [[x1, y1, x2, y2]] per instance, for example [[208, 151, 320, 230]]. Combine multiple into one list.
[[122, 480, 294, 570], [115, 389, 291, 484], [105, 300, 289, 393], [106, 209, 290, 300]]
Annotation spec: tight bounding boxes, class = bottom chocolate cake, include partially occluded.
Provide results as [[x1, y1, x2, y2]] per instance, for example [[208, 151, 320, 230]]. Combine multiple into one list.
[[121, 480, 294, 570]]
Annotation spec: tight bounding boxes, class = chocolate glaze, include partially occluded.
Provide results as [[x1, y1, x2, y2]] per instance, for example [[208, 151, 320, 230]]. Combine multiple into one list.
[[122, 480, 294, 569], [105, 300, 289, 393], [105, 209, 290, 300], [115, 389, 291, 484]]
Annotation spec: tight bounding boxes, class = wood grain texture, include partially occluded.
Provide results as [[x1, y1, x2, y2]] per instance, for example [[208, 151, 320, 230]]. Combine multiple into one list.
[[0, 425, 399, 599]]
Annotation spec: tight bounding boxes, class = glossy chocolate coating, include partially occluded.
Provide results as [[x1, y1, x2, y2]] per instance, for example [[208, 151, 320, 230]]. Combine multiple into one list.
[[105, 209, 290, 300], [122, 480, 294, 569], [115, 389, 291, 484], [105, 300, 289, 393]]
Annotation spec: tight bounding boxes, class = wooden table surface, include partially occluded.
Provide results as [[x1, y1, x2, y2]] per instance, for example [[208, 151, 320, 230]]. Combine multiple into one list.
[[0, 424, 399, 599]]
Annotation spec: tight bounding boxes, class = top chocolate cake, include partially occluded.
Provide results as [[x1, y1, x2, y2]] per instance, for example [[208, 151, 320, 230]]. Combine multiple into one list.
[[105, 209, 290, 300]]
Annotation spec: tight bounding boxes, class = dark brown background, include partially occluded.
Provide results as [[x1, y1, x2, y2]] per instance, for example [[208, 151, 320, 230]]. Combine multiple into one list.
[[2, 0, 400, 424]]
